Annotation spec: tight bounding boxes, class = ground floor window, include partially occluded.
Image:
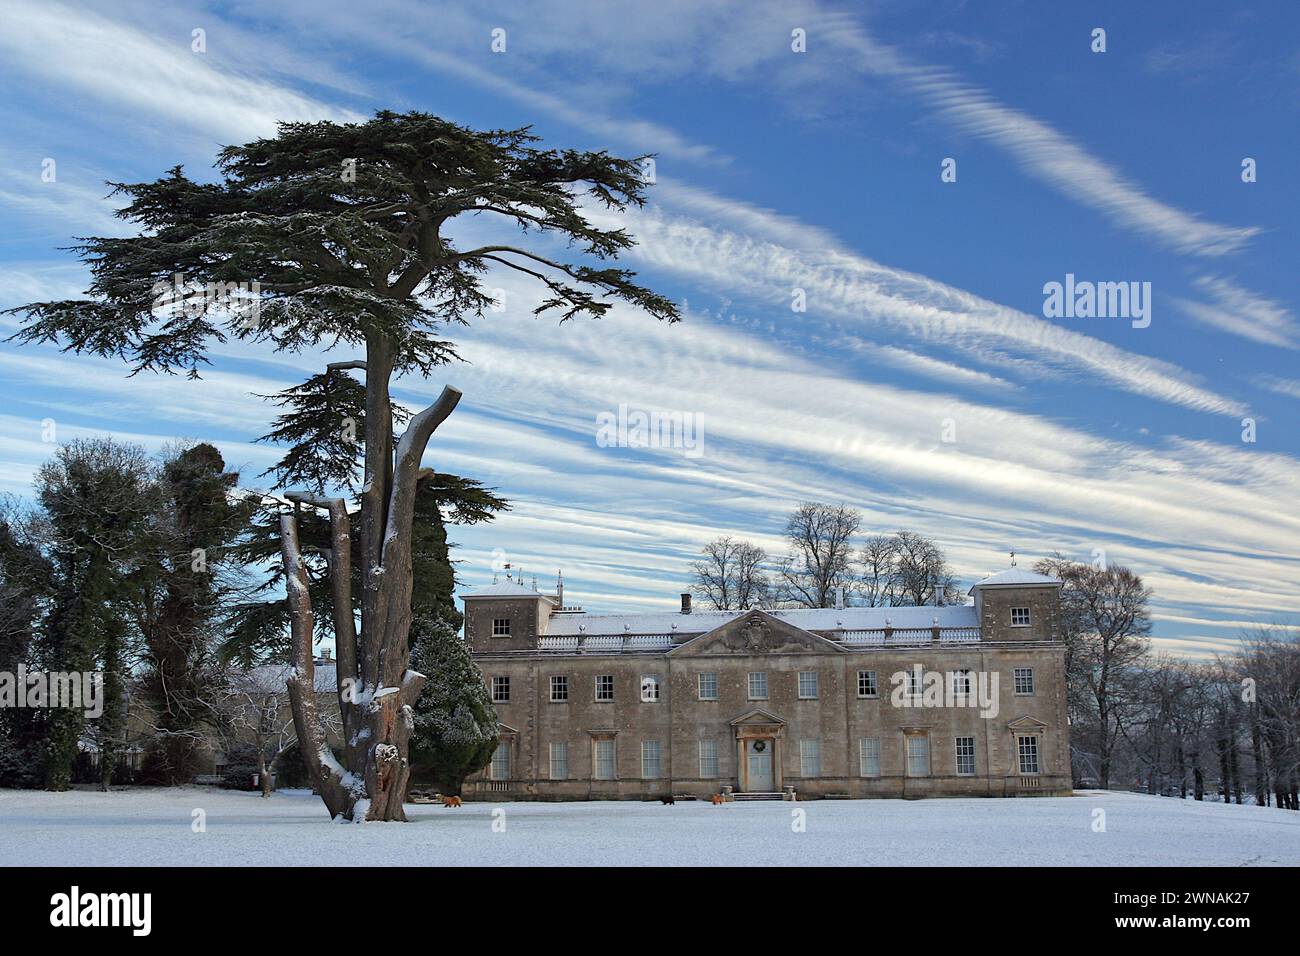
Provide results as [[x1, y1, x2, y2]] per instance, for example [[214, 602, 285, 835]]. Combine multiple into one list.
[[641, 739, 662, 778], [698, 739, 718, 778], [1018, 735, 1040, 775], [955, 736, 975, 775], [490, 741, 510, 781], [549, 741, 568, 780], [906, 735, 930, 777], [799, 738, 821, 777], [593, 738, 616, 780], [859, 737, 881, 777]]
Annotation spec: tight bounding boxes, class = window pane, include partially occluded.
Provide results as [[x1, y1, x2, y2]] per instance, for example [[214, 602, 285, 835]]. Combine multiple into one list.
[[858, 671, 878, 697], [699, 739, 718, 778], [800, 738, 821, 777], [594, 739, 616, 779], [798, 671, 819, 698], [1018, 735, 1040, 774], [491, 675, 509, 702], [860, 737, 881, 777], [698, 672, 717, 700], [549, 742, 568, 780], [641, 740, 661, 778], [1014, 668, 1035, 695], [640, 675, 660, 702], [748, 672, 767, 699], [595, 675, 614, 700], [906, 736, 930, 777], [490, 742, 510, 780], [955, 736, 975, 775], [550, 675, 568, 701]]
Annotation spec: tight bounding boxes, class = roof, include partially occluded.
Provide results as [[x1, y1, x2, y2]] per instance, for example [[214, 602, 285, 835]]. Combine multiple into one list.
[[543, 603, 977, 637], [240, 663, 336, 694], [968, 567, 1061, 593], [462, 580, 556, 602]]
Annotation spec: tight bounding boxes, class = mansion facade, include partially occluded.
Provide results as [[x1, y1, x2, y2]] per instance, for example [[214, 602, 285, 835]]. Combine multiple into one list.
[[463, 567, 1072, 800]]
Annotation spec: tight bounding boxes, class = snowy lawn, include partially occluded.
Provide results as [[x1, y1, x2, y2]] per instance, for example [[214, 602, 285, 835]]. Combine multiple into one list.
[[1, 786, 1296, 866]]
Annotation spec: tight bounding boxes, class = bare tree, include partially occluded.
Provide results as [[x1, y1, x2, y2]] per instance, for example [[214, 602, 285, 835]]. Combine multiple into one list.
[[859, 534, 897, 607], [1038, 556, 1152, 790], [858, 530, 960, 606], [216, 664, 343, 798], [690, 536, 769, 610], [887, 530, 960, 606], [775, 503, 860, 608], [1231, 627, 1300, 810]]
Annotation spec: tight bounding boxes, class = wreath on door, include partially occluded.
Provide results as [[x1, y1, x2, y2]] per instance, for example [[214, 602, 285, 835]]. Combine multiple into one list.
[[753, 740, 767, 753]]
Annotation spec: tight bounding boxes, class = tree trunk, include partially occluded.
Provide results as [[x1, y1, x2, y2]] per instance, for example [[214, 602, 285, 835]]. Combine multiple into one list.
[[98, 622, 122, 791], [1228, 740, 1242, 804], [1217, 737, 1230, 802], [1251, 713, 1267, 806], [280, 380, 460, 822]]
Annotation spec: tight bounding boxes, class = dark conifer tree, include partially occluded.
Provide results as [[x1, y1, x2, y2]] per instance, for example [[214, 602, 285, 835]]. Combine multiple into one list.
[[12, 112, 677, 817]]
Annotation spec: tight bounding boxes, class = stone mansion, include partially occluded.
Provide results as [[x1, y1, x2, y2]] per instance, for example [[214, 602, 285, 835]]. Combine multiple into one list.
[[463, 566, 1072, 800]]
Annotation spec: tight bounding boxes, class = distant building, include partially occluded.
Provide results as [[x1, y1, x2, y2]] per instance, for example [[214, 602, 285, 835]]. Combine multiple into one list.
[[463, 566, 1071, 800]]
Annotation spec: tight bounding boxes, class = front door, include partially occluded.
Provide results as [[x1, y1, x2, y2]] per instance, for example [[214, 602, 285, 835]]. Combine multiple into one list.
[[746, 738, 773, 791]]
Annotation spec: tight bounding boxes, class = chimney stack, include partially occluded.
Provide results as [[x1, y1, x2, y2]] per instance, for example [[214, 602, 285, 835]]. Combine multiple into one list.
[[680, 593, 692, 614], [834, 586, 844, 610]]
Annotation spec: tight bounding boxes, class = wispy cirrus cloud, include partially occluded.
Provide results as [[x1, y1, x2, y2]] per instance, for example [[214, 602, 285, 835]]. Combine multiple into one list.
[[1175, 275, 1300, 349], [820, 20, 1261, 258], [0, 0, 359, 141], [602, 188, 1248, 417], [1254, 374, 1300, 401]]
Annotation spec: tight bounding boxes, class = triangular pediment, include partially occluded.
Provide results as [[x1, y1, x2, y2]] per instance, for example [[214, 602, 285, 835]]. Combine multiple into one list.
[[729, 707, 786, 727], [1007, 715, 1048, 732], [667, 610, 845, 657]]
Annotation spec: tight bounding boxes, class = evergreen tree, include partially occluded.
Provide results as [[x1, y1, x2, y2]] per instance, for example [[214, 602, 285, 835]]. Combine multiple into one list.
[[34, 439, 153, 789], [7, 111, 678, 819], [408, 615, 499, 795], [134, 443, 252, 784], [0, 500, 54, 788]]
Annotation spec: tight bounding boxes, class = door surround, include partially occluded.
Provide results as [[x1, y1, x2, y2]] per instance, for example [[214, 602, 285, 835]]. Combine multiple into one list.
[[730, 708, 785, 792]]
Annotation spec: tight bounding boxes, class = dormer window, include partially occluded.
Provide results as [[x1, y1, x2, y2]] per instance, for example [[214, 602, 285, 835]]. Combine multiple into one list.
[[1010, 607, 1031, 627], [492, 618, 512, 637]]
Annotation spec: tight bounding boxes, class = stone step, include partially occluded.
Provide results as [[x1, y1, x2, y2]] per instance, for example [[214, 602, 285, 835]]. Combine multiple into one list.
[[733, 791, 786, 801]]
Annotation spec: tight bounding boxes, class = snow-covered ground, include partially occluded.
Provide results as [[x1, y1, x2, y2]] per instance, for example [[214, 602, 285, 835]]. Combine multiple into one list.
[[1, 787, 1296, 866]]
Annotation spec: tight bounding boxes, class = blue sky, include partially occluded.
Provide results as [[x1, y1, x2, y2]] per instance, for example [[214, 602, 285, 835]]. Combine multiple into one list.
[[1, 0, 1297, 655]]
